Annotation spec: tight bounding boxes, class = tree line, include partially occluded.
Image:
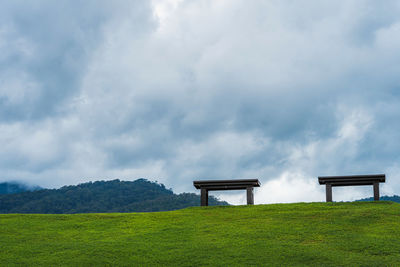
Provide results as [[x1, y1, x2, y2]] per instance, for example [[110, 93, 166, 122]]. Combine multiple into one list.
[[0, 179, 229, 213]]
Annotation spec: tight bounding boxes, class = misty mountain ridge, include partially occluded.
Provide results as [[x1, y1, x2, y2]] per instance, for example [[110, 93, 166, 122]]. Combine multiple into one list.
[[0, 179, 228, 213], [356, 195, 400, 203], [0, 182, 42, 195]]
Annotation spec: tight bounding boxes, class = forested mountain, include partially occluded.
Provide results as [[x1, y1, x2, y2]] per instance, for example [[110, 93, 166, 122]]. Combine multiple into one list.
[[0, 182, 41, 195], [356, 195, 400, 203], [0, 179, 228, 213]]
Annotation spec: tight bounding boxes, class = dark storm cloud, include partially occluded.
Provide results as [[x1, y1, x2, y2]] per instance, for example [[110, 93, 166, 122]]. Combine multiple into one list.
[[0, 0, 154, 121]]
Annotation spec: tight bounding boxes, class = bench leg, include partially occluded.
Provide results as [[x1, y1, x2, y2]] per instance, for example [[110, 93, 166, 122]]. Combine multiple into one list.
[[373, 182, 379, 201], [247, 187, 254, 205], [326, 184, 332, 202], [201, 188, 208, 206]]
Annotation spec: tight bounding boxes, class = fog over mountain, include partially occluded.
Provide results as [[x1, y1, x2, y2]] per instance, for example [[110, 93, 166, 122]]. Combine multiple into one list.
[[0, 182, 41, 195], [1, 1, 400, 204]]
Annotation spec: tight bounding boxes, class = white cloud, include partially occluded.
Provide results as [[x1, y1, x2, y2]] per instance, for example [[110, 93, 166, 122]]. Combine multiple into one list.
[[256, 172, 324, 204]]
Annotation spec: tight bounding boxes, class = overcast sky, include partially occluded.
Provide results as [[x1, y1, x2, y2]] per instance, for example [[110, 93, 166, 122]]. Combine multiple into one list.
[[1, 0, 400, 204]]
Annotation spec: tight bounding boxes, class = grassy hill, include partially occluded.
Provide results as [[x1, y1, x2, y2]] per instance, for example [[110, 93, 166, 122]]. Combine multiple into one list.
[[1, 201, 400, 266]]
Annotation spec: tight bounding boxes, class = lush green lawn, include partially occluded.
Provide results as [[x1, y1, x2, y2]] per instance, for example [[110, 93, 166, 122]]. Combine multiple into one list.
[[1, 201, 400, 266]]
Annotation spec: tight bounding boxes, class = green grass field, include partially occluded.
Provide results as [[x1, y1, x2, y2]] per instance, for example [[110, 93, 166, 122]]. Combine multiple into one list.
[[1, 201, 400, 266]]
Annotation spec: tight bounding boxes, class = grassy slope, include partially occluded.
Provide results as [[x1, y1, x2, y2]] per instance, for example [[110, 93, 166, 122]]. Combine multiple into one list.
[[1, 202, 400, 266]]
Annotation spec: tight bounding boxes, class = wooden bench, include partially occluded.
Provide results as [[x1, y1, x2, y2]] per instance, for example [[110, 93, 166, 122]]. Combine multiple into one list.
[[318, 174, 386, 202], [193, 179, 261, 206]]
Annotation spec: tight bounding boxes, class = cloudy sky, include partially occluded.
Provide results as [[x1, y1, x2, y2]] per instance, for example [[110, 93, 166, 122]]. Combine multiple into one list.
[[1, 0, 400, 204]]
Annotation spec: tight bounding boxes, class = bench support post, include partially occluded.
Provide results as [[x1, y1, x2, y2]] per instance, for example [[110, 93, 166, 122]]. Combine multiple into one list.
[[201, 188, 208, 206], [326, 183, 332, 202], [246, 187, 254, 205], [373, 182, 379, 201]]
